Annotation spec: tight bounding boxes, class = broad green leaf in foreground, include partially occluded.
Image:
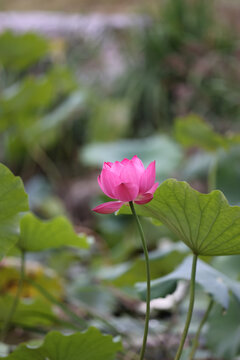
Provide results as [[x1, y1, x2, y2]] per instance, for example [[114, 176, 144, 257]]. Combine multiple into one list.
[[119, 179, 240, 256], [207, 296, 240, 359], [0, 164, 29, 259], [137, 256, 240, 309], [19, 213, 89, 252], [4, 327, 122, 360]]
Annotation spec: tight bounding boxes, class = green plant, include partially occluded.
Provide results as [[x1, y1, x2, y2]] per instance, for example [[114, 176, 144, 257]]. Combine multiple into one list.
[[0, 31, 88, 181], [0, 163, 122, 359], [120, 178, 240, 358], [120, 0, 239, 135]]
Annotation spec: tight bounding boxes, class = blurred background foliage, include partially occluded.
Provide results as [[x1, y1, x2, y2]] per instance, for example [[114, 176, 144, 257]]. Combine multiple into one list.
[[1, 0, 240, 359]]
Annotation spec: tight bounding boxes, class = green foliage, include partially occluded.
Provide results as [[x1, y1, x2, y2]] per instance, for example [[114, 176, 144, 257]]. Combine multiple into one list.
[[120, 179, 240, 256], [0, 256, 63, 300], [1, 66, 76, 121], [0, 31, 48, 72], [88, 99, 130, 142], [174, 114, 240, 155], [99, 244, 188, 287], [0, 164, 29, 259], [207, 296, 240, 359], [120, 0, 239, 134], [32, 90, 86, 149], [0, 6, 240, 359], [0, 295, 59, 328], [161, 0, 213, 41], [19, 213, 89, 252], [1, 66, 78, 149], [68, 281, 117, 316], [212, 254, 240, 280], [179, 145, 240, 205], [174, 114, 227, 151], [137, 256, 240, 309], [4, 327, 122, 360], [216, 146, 240, 204], [0, 31, 88, 175], [1, 77, 55, 118]]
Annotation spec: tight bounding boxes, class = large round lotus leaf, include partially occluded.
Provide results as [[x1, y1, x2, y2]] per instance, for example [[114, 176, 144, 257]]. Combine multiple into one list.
[[19, 213, 89, 252], [4, 327, 122, 360], [119, 179, 240, 256]]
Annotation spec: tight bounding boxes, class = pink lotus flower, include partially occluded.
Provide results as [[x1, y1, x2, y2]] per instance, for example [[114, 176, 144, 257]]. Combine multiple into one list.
[[92, 155, 159, 214]]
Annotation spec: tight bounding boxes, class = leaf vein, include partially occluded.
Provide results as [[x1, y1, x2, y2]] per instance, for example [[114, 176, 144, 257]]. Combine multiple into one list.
[[201, 220, 240, 254], [171, 183, 194, 249], [159, 192, 191, 248], [198, 203, 222, 252], [195, 195, 211, 248]]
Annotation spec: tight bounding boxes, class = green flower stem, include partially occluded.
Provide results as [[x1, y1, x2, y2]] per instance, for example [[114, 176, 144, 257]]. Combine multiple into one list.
[[174, 254, 198, 360], [1, 250, 25, 341], [129, 201, 151, 360], [189, 297, 214, 360]]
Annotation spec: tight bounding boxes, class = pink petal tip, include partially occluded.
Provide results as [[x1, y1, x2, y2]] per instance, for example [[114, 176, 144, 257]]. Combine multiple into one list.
[[92, 201, 124, 214]]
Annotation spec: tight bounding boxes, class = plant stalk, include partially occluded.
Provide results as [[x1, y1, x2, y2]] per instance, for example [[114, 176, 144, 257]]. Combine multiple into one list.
[[188, 297, 214, 360], [30, 145, 61, 184], [129, 201, 151, 360], [27, 279, 122, 335], [208, 156, 218, 192], [1, 251, 25, 341], [174, 254, 198, 360]]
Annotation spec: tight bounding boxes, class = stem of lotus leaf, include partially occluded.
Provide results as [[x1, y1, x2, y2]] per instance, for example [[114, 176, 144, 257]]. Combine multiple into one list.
[[174, 253, 198, 360], [129, 201, 151, 360], [188, 297, 214, 360]]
